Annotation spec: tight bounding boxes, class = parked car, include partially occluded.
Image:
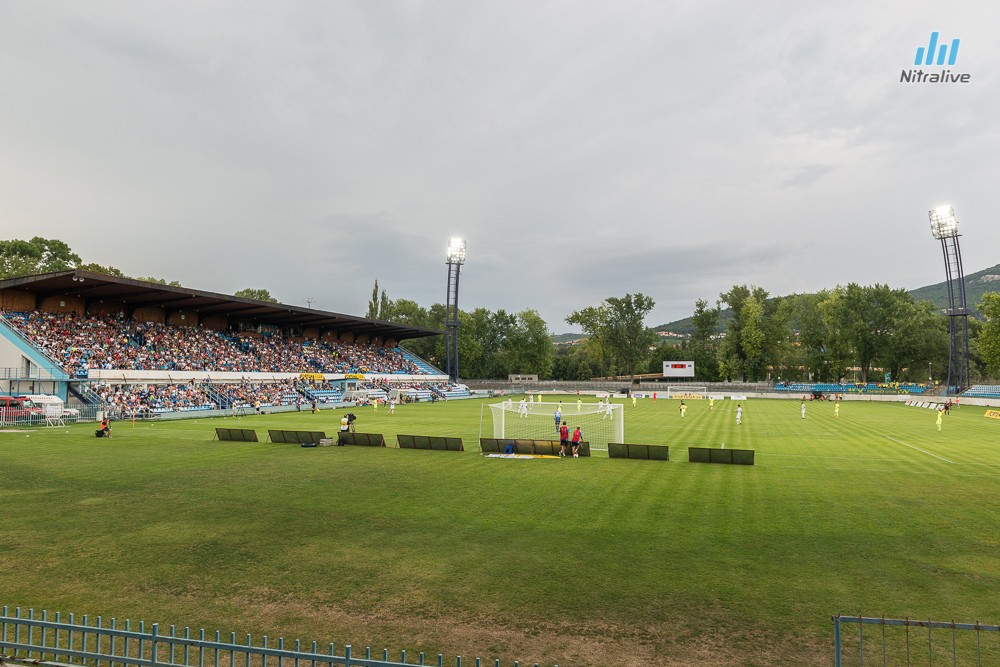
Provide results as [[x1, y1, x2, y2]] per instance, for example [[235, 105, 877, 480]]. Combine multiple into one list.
[[0, 396, 44, 423], [18, 394, 79, 422]]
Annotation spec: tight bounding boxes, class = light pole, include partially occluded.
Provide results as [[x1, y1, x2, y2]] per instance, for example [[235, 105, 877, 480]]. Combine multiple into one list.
[[444, 238, 466, 383], [928, 205, 970, 395]]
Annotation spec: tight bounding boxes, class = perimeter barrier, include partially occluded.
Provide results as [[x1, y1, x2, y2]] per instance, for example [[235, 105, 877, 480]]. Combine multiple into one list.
[[214, 428, 258, 442], [607, 443, 669, 460], [0, 605, 556, 667], [833, 615, 1000, 666], [396, 435, 464, 451], [336, 432, 386, 447], [687, 447, 754, 465]]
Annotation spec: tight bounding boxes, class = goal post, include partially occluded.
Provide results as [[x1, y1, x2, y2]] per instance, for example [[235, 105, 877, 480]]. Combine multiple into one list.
[[483, 400, 624, 451], [665, 386, 708, 399]]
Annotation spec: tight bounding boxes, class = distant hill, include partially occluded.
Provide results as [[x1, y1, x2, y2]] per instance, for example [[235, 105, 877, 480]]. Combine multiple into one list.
[[907, 263, 1000, 316], [649, 262, 1000, 335], [551, 332, 586, 345]]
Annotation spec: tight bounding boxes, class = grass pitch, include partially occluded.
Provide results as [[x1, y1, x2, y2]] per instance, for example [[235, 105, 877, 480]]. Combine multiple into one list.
[[1, 396, 999, 666]]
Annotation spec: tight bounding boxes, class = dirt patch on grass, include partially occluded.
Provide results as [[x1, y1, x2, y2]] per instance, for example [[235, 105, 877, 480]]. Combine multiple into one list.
[[162, 591, 831, 667]]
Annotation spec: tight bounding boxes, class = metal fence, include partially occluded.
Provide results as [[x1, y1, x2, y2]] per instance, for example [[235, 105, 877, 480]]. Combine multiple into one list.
[[833, 615, 1000, 666], [0, 404, 103, 427], [0, 607, 554, 667]]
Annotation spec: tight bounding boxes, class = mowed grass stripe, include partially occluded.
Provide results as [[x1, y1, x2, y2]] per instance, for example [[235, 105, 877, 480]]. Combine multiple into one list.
[[2, 396, 1000, 666]]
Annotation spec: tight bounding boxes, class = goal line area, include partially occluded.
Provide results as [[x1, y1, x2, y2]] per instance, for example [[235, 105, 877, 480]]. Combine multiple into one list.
[[480, 400, 624, 450], [664, 385, 708, 398]]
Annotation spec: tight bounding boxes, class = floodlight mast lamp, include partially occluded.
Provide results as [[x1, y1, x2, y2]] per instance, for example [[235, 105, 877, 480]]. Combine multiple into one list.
[[928, 205, 970, 395], [445, 238, 466, 383]]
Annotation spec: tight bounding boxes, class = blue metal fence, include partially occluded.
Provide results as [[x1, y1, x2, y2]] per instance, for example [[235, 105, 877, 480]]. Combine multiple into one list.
[[833, 615, 1000, 666], [0, 607, 555, 667]]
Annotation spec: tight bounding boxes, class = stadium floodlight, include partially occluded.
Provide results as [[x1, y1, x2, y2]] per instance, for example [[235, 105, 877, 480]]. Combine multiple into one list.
[[929, 205, 958, 239], [447, 238, 467, 264], [927, 204, 970, 395], [444, 238, 467, 382]]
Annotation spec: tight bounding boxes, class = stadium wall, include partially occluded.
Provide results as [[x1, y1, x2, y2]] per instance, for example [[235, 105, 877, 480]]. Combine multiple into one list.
[[38, 295, 86, 315], [0, 289, 36, 311], [133, 306, 167, 324]]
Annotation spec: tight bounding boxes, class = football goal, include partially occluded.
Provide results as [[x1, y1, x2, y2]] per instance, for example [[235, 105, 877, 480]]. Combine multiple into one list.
[[664, 385, 708, 398], [482, 399, 624, 451]]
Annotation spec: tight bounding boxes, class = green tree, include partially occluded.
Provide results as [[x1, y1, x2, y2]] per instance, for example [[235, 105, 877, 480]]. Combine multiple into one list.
[[401, 303, 446, 367], [717, 285, 766, 381], [690, 298, 721, 381], [389, 299, 429, 327], [366, 280, 388, 319], [648, 340, 686, 374], [977, 292, 1000, 377], [552, 344, 594, 380], [831, 283, 912, 383], [77, 262, 126, 278], [0, 237, 82, 277], [137, 276, 182, 286], [604, 293, 657, 382], [507, 309, 554, 378], [878, 300, 948, 381], [234, 288, 279, 303], [565, 305, 612, 377]]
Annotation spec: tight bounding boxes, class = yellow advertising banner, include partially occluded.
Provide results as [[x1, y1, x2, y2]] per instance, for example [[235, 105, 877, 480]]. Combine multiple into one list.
[[984, 410, 1000, 420], [345, 373, 365, 379], [299, 373, 325, 381], [672, 393, 705, 400]]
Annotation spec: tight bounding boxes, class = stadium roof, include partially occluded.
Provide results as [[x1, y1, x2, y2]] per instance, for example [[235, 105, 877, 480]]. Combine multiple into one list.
[[0, 270, 441, 341]]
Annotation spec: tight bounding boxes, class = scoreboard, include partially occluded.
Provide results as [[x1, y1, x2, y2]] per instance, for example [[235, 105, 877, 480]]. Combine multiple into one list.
[[663, 361, 695, 378]]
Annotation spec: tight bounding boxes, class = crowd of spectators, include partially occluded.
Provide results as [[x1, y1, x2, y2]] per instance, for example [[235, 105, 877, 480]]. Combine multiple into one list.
[[96, 383, 218, 418], [92, 378, 461, 417], [95, 379, 304, 417], [3, 311, 422, 376], [774, 381, 930, 395]]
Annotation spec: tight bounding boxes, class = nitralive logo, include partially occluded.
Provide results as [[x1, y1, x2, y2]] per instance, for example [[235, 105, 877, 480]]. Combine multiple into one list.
[[900, 32, 971, 83]]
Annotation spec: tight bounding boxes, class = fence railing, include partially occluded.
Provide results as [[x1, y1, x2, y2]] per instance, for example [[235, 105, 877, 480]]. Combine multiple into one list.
[[833, 615, 1000, 666], [0, 607, 554, 667]]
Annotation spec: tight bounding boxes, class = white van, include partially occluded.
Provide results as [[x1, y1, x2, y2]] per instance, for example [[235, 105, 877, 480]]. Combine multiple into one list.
[[19, 395, 80, 421]]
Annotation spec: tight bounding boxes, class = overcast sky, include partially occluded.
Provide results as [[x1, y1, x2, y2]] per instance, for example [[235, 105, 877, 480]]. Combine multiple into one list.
[[2, 1, 998, 332]]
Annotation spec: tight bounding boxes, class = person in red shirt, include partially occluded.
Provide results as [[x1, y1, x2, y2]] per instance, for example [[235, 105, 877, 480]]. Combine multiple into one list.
[[559, 421, 570, 457], [571, 426, 583, 458]]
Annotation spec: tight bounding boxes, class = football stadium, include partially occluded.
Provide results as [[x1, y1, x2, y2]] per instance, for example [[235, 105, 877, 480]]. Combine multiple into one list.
[[4, 5, 1000, 667], [2, 269, 1000, 667]]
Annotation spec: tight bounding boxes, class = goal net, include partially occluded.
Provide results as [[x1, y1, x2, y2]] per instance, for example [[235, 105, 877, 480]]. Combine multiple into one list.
[[485, 399, 624, 451], [665, 385, 708, 399]]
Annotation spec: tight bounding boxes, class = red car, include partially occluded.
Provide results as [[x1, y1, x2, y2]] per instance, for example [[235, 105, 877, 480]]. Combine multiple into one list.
[[0, 396, 44, 423]]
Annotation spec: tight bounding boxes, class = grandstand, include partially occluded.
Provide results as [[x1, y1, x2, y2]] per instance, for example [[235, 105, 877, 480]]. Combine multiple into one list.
[[0, 270, 467, 418], [961, 384, 1000, 398], [773, 382, 930, 395]]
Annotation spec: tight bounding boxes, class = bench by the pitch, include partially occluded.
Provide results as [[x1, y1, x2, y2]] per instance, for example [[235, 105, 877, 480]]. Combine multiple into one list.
[[397, 435, 464, 451], [215, 428, 259, 442], [268, 430, 327, 444], [479, 438, 591, 457], [688, 447, 755, 465], [337, 432, 386, 447], [608, 443, 669, 461]]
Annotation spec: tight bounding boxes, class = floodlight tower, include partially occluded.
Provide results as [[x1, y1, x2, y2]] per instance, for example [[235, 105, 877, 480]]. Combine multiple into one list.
[[928, 205, 970, 395], [444, 238, 466, 383]]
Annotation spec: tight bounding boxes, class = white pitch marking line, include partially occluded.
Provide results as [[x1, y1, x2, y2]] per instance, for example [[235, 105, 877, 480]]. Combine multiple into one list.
[[885, 436, 956, 464]]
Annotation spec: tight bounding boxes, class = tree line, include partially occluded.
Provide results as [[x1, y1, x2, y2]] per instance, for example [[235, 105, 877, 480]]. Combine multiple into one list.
[[0, 236, 272, 300], [369, 279, 1000, 384], [3, 237, 999, 381]]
